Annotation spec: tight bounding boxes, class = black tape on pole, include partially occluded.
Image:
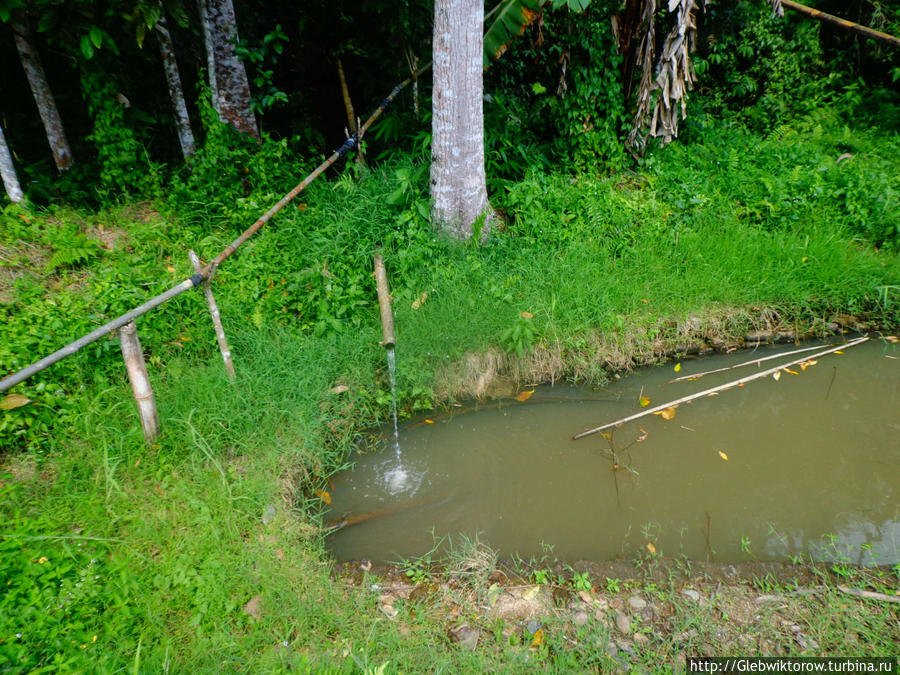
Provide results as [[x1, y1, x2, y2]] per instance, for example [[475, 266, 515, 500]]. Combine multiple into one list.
[[336, 134, 359, 158], [189, 273, 204, 287]]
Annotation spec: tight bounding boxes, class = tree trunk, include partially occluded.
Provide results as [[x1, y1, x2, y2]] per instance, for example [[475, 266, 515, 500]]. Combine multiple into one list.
[[430, 0, 492, 240], [10, 14, 73, 171], [0, 124, 24, 204], [155, 17, 196, 160], [201, 0, 259, 139], [197, 0, 218, 112]]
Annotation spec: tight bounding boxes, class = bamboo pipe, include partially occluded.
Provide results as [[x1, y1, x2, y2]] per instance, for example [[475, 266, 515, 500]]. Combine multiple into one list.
[[118, 321, 159, 444], [781, 0, 900, 48], [373, 253, 395, 349]]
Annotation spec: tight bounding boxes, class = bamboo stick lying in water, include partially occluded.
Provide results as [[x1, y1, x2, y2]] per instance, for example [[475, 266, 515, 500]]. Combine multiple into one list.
[[325, 493, 446, 534], [669, 342, 833, 383], [572, 336, 869, 440]]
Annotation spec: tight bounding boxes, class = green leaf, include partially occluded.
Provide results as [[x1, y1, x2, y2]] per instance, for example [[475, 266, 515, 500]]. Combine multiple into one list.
[[90, 26, 102, 49], [80, 34, 94, 59], [144, 5, 161, 29], [483, 0, 543, 67], [0, 8, 10, 22], [567, 0, 591, 10]]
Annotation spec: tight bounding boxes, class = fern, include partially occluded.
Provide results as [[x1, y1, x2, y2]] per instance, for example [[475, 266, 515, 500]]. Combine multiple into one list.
[[44, 231, 102, 273]]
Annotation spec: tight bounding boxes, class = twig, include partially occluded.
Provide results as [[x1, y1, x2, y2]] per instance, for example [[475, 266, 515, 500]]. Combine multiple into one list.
[[572, 336, 869, 440], [825, 366, 837, 400], [837, 585, 900, 604], [669, 343, 829, 383]]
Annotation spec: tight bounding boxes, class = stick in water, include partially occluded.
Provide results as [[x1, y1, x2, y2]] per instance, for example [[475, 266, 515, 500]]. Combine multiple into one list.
[[572, 336, 869, 440], [669, 342, 829, 383]]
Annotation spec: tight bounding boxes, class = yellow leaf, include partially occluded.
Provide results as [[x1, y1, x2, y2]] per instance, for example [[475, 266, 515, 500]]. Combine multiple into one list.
[[834, 350, 844, 354], [718, 451, 728, 461], [801, 256, 808, 263], [639, 396, 651, 407], [784, 368, 799, 375], [772, 371, 781, 381], [315, 490, 331, 505], [166, 265, 175, 273], [515, 389, 535, 402], [601, 432, 612, 440], [647, 542, 656, 554], [411, 291, 428, 310], [674, 363, 682, 373], [522, 585, 541, 601], [660, 406, 676, 420], [799, 360, 817, 371], [530, 628, 544, 647], [520, 311, 533, 319], [884, 336, 898, 343], [425, 419, 434, 424], [1, 394, 31, 410]]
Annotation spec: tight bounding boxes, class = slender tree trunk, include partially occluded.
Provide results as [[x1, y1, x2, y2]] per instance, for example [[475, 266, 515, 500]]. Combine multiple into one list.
[[155, 17, 196, 160], [197, 0, 218, 112], [0, 124, 24, 204], [202, 0, 259, 138], [10, 14, 73, 171], [430, 0, 492, 240]]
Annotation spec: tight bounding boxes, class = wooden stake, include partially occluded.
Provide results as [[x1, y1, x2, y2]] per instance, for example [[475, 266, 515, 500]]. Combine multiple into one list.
[[190, 250, 235, 380], [337, 57, 365, 166], [573, 336, 869, 440], [781, 1, 900, 48], [374, 252, 395, 349], [119, 321, 159, 445]]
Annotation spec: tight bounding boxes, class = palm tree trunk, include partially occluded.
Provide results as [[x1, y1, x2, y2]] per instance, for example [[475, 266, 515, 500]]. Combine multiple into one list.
[[155, 17, 196, 160], [431, 0, 492, 240], [201, 0, 259, 139], [0, 124, 24, 204], [10, 14, 73, 171]]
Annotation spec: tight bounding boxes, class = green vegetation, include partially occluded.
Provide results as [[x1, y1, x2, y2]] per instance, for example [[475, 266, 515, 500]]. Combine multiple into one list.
[[3, 1, 900, 670]]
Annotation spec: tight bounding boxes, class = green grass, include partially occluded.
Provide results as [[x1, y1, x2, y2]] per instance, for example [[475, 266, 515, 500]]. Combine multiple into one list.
[[2, 106, 900, 670]]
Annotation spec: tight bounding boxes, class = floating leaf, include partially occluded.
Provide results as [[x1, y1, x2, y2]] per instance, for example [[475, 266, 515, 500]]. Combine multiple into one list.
[[315, 490, 332, 504], [639, 396, 651, 407], [636, 428, 648, 443], [783, 368, 799, 375], [772, 371, 781, 381], [515, 389, 535, 402], [530, 628, 544, 647], [425, 419, 434, 424], [834, 350, 844, 354], [799, 360, 817, 371], [718, 450, 728, 461], [647, 542, 656, 554], [601, 432, 612, 440], [1, 394, 31, 410], [885, 336, 898, 343], [660, 406, 676, 420], [674, 363, 682, 373]]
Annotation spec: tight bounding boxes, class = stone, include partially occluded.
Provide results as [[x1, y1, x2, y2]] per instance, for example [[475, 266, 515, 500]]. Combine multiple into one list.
[[617, 640, 635, 656], [682, 589, 700, 602], [449, 624, 479, 651], [628, 596, 647, 611], [573, 611, 589, 627], [755, 594, 784, 603], [615, 611, 631, 635]]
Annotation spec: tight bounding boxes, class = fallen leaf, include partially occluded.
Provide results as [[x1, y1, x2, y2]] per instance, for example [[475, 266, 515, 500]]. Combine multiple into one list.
[[636, 428, 648, 442], [578, 590, 594, 604], [718, 451, 728, 461], [166, 265, 175, 273], [520, 311, 534, 319], [799, 360, 817, 371], [885, 336, 898, 343], [639, 396, 651, 407], [1, 394, 31, 410], [772, 371, 781, 381], [601, 432, 612, 440], [801, 256, 808, 263], [783, 368, 799, 375], [530, 628, 544, 647], [411, 292, 428, 310], [522, 586, 541, 601], [647, 542, 656, 554], [425, 419, 434, 424], [515, 389, 535, 402], [315, 489, 332, 504], [834, 350, 844, 354], [660, 407, 676, 420], [330, 384, 350, 394], [674, 363, 682, 373]]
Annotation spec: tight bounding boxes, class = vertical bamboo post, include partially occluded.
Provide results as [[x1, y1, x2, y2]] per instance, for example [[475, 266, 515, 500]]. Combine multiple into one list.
[[373, 252, 395, 349], [189, 250, 235, 380], [337, 57, 365, 167], [119, 321, 159, 445]]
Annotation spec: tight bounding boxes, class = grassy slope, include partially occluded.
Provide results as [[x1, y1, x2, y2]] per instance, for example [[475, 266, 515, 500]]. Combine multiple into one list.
[[1, 111, 899, 671]]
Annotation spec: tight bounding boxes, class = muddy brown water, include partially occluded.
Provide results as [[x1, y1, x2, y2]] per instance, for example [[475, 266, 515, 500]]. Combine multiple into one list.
[[327, 339, 900, 565]]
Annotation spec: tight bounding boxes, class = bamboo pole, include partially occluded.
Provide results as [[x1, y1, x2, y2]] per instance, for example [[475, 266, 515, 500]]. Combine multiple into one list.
[[668, 342, 829, 383], [781, 0, 900, 48], [189, 250, 235, 380], [0, 65, 431, 395], [373, 253, 395, 349], [119, 321, 159, 445], [572, 336, 869, 440], [337, 57, 364, 166]]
